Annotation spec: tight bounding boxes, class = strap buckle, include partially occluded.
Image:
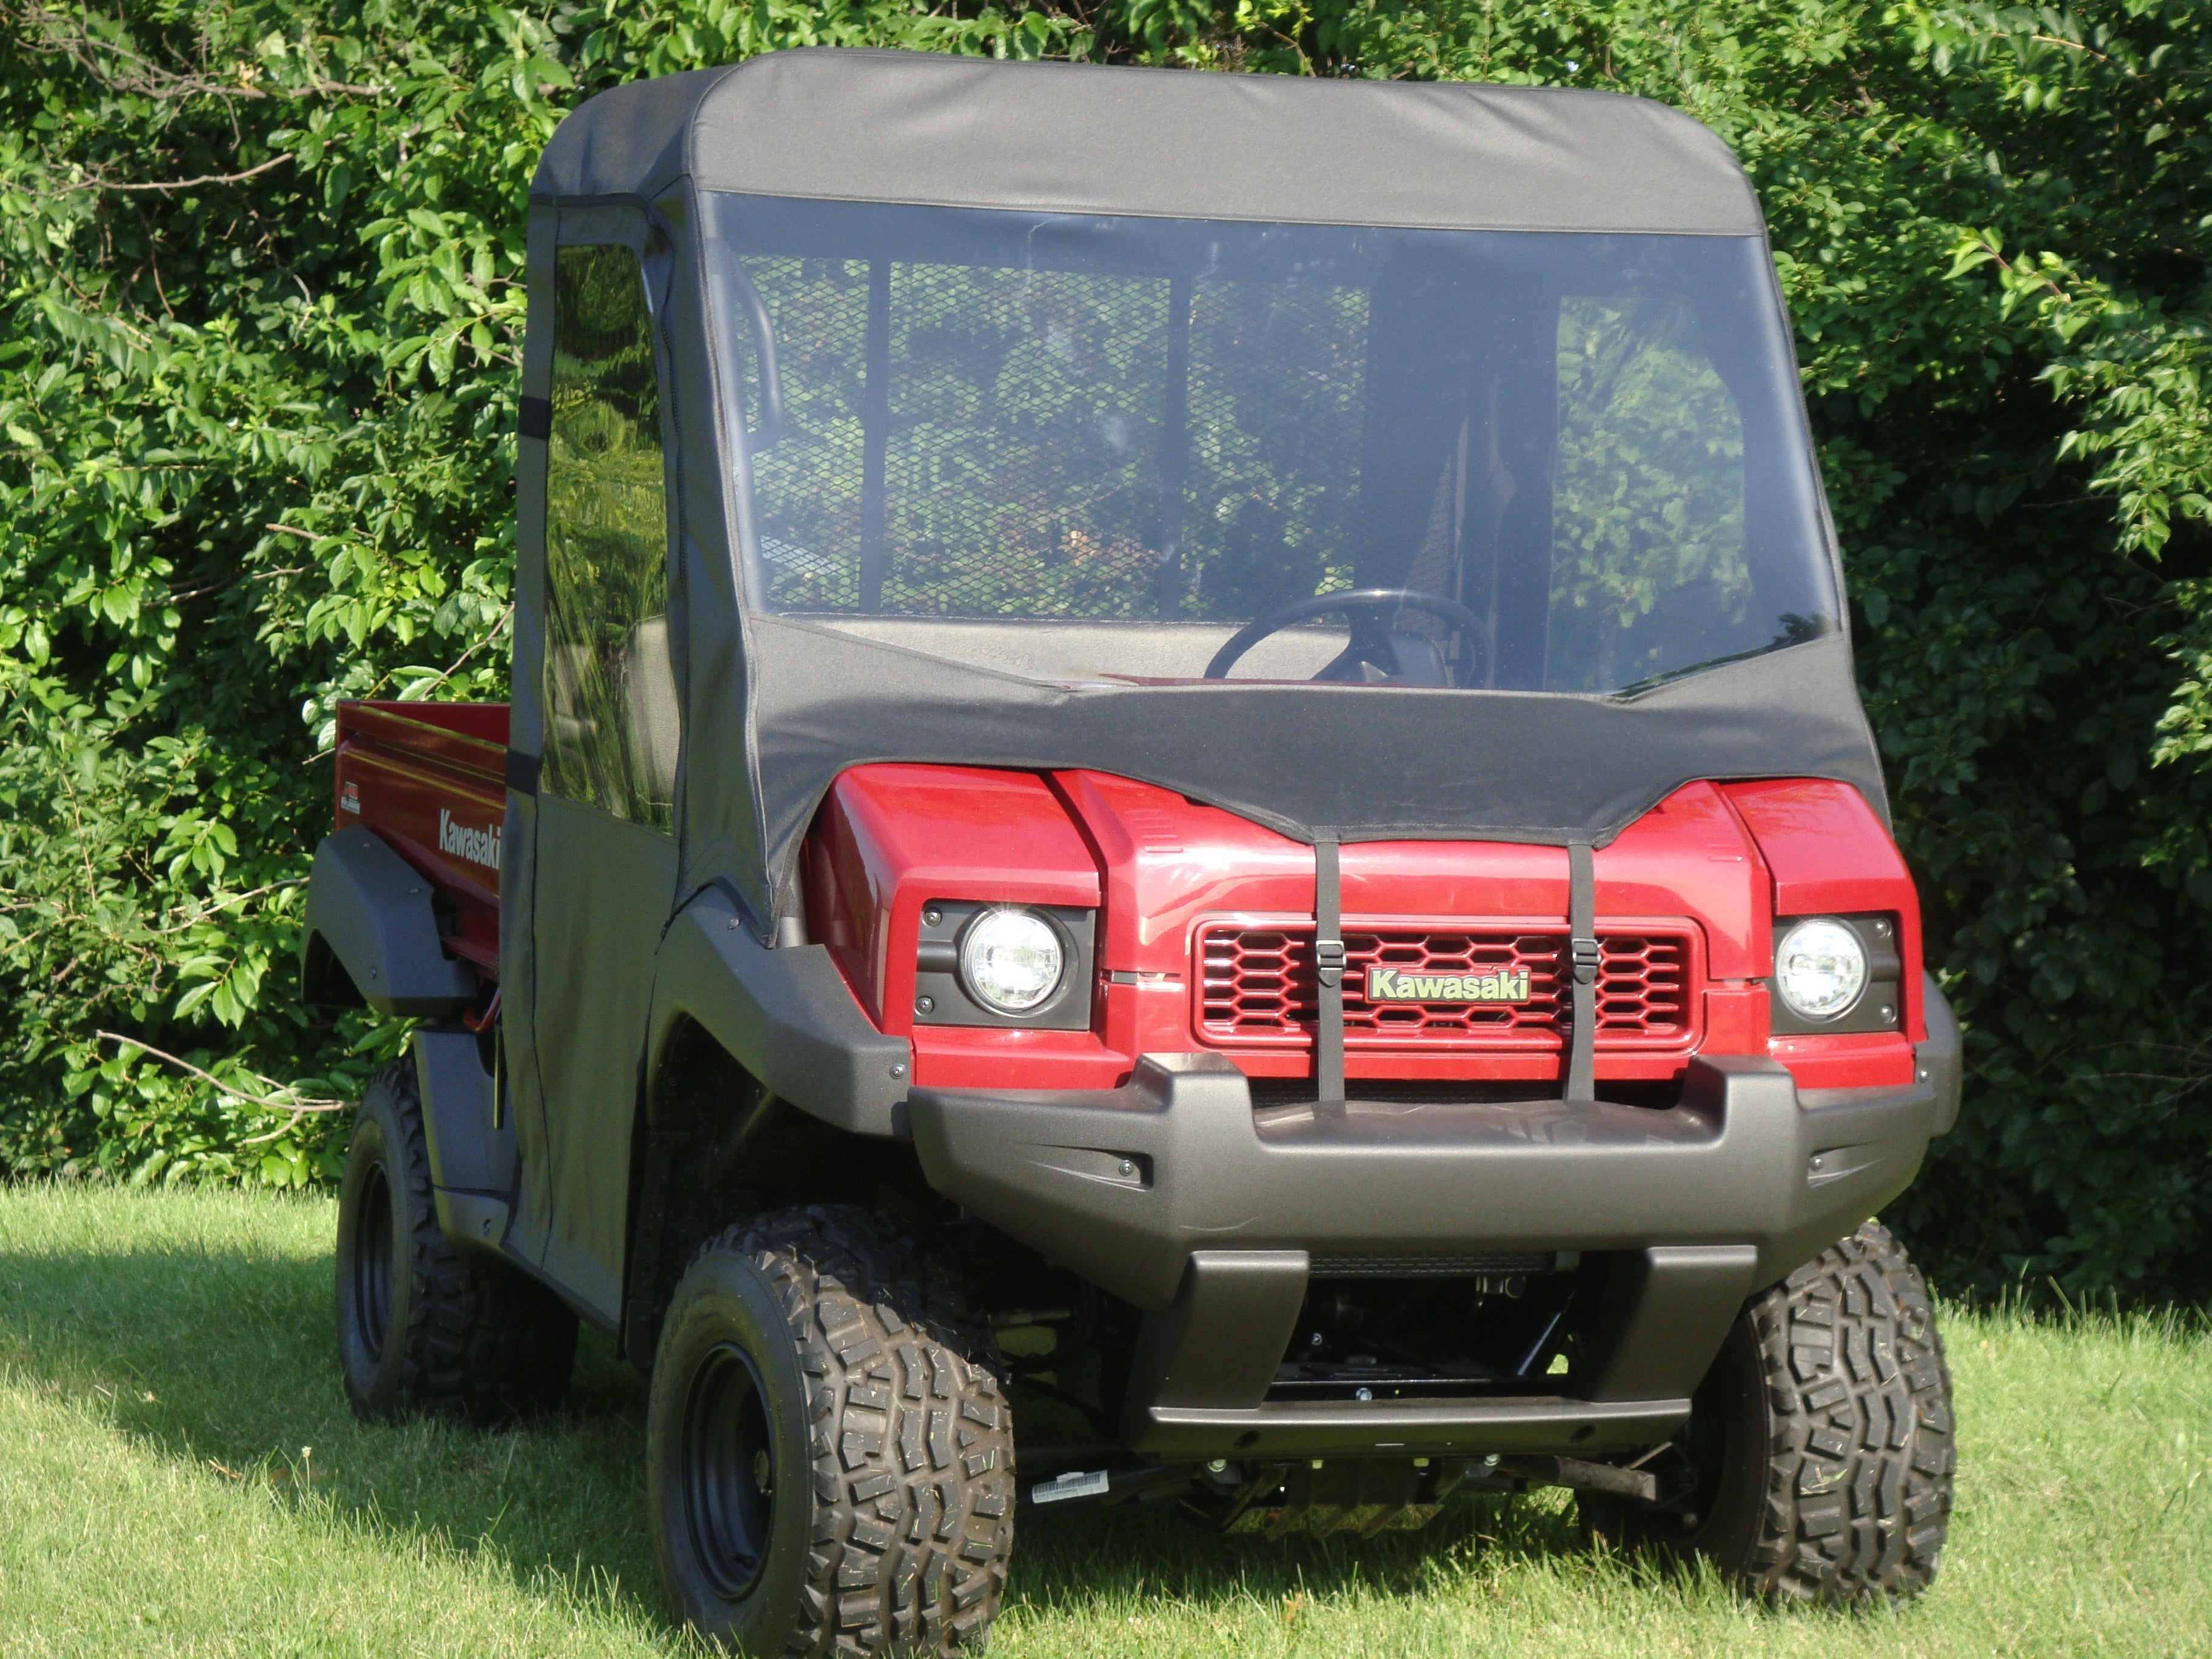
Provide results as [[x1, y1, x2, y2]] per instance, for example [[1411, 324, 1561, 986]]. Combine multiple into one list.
[[1570, 936, 1601, 985], [1315, 935, 1346, 990]]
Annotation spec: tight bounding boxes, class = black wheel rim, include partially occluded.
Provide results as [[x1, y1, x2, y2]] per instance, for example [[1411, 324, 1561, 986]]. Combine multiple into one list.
[[1647, 1355, 1734, 1537], [353, 1161, 394, 1360], [683, 1341, 776, 1600]]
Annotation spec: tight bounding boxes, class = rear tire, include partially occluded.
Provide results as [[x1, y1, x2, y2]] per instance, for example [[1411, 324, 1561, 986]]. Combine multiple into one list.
[[335, 1058, 578, 1422], [648, 1205, 1014, 1655], [1581, 1221, 1955, 1603]]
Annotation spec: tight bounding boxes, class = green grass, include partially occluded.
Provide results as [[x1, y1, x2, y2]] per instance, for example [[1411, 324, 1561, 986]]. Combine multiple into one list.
[[1, 1187, 2207, 1658]]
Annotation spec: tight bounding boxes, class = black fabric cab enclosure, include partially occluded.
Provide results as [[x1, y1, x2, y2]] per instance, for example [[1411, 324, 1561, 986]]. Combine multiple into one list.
[[518, 48, 1881, 942]]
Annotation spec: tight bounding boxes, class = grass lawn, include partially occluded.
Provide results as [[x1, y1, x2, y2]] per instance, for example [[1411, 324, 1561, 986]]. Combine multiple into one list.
[[0, 1185, 2206, 1657]]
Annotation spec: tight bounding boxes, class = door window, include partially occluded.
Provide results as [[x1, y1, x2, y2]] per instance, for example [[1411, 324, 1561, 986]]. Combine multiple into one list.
[[543, 243, 679, 828]]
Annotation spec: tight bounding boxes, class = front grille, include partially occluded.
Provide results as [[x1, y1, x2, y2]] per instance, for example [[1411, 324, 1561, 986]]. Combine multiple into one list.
[[1196, 922, 1695, 1050]]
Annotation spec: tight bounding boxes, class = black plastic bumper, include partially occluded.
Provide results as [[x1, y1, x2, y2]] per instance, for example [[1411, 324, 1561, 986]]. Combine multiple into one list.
[[908, 1000, 1958, 1459], [909, 1049, 1952, 1313]]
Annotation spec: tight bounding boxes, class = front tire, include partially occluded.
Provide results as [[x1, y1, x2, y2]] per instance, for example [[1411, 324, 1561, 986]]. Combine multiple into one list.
[[648, 1206, 1014, 1655], [335, 1059, 578, 1422], [1581, 1221, 1955, 1603]]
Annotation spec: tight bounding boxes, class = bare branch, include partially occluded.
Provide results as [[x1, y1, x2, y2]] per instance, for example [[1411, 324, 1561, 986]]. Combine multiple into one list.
[[396, 604, 514, 704], [165, 565, 306, 603], [5, 5, 389, 104], [240, 1111, 310, 1145], [6, 2, 269, 103], [66, 152, 293, 195], [151, 876, 307, 935], [95, 1030, 349, 1113]]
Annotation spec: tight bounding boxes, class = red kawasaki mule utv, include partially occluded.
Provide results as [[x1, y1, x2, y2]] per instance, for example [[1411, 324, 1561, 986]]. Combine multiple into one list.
[[301, 49, 1960, 1654]]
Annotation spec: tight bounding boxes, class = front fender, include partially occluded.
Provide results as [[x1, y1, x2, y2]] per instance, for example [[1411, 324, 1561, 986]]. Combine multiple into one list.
[[1920, 971, 1963, 1138], [645, 887, 912, 1136]]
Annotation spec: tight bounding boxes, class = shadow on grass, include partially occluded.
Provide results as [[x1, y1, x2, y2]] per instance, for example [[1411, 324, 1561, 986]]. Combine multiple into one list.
[[1011, 1483, 1596, 1615], [0, 1218, 1639, 1643], [0, 1224, 675, 1635]]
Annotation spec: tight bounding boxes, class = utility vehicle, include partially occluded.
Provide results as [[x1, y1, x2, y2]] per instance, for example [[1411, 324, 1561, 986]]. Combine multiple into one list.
[[302, 48, 1960, 1654]]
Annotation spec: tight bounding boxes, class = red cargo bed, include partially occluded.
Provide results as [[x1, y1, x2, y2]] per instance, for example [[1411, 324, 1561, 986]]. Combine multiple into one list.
[[332, 700, 509, 979]]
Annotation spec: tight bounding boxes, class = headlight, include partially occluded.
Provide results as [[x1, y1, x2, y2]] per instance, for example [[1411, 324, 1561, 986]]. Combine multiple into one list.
[[959, 908, 1065, 1015], [1774, 917, 1868, 1022]]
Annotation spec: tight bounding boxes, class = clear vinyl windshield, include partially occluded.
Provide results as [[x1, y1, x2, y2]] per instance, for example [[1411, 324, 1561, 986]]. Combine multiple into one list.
[[705, 194, 1837, 695]]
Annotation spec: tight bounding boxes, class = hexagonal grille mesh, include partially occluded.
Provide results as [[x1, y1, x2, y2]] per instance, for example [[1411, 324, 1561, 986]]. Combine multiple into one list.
[[1195, 925, 1694, 1050]]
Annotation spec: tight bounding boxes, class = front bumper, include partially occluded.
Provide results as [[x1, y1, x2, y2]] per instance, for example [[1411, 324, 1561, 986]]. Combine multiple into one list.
[[910, 1051, 1952, 1312], [908, 997, 1958, 1459]]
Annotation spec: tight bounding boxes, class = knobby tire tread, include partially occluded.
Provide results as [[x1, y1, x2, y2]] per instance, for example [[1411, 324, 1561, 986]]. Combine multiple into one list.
[[703, 1205, 1014, 1656], [1742, 1219, 1956, 1602], [366, 1059, 575, 1421]]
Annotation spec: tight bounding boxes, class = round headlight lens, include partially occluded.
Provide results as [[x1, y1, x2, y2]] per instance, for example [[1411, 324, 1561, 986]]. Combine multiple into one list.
[[1774, 918, 1868, 1022], [959, 908, 1065, 1015]]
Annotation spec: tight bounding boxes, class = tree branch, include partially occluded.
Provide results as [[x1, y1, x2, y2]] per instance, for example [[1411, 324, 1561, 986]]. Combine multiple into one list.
[[66, 152, 293, 195], [396, 604, 514, 703], [95, 1030, 349, 1113], [152, 877, 307, 935]]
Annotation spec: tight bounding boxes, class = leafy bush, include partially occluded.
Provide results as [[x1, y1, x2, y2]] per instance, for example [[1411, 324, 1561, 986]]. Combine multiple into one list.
[[1, 0, 2207, 1299]]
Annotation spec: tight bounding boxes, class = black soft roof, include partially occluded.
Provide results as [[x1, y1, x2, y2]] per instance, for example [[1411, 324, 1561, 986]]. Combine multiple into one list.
[[532, 49, 1764, 236]]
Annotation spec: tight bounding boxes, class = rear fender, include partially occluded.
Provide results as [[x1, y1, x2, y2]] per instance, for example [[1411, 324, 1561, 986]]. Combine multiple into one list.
[[301, 826, 477, 1017]]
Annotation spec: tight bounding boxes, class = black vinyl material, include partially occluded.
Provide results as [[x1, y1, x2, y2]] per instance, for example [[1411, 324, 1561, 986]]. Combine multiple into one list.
[[533, 52, 1762, 236], [1565, 840, 1598, 1102], [735, 618, 1883, 933], [1313, 840, 1346, 1108]]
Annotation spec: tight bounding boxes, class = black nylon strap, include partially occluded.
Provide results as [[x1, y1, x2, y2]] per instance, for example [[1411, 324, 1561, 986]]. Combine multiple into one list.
[[1314, 837, 1346, 1107], [517, 395, 552, 442], [1566, 838, 1598, 1102]]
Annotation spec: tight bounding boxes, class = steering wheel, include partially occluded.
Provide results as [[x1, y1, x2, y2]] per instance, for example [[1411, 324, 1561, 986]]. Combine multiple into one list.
[[1203, 588, 1489, 685]]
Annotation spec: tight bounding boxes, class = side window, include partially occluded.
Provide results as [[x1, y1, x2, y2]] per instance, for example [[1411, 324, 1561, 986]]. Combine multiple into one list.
[[543, 244, 679, 829]]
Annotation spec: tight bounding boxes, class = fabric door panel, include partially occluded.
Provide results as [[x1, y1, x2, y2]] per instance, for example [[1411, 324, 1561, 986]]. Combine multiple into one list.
[[529, 794, 677, 1318], [524, 233, 685, 1319], [499, 788, 557, 1267]]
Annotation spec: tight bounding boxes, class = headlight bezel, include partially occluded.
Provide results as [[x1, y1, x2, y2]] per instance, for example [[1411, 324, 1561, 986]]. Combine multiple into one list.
[[1768, 913, 1904, 1036], [911, 898, 1096, 1030]]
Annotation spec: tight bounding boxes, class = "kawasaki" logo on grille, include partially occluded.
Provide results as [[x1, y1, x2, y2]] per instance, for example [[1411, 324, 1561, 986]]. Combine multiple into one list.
[[1366, 967, 1531, 1004]]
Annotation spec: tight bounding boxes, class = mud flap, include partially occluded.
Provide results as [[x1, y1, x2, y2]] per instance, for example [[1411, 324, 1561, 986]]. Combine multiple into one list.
[[413, 1029, 518, 1253], [1579, 1244, 1761, 1403]]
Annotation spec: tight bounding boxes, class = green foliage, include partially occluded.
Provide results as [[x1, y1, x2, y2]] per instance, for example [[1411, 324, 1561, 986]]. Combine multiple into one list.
[[1, 0, 2208, 1298]]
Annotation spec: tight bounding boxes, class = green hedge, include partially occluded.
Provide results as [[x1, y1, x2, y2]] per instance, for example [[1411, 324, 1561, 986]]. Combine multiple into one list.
[[3, 0, 2208, 1301]]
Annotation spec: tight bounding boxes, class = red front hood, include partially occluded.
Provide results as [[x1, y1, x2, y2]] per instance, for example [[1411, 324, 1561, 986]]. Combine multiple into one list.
[[803, 765, 1920, 1094]]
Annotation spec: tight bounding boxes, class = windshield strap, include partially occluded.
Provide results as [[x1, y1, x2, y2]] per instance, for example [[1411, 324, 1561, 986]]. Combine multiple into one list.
[[1566, 838, 1598, 1102], [1314, 837, 1346, 1108]]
